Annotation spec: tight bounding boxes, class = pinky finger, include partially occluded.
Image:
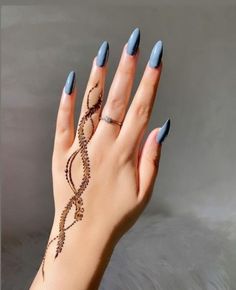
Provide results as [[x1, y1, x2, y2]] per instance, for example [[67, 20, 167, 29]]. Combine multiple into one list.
[[137, 119, 171, 204], [54, 71, 77, 153]]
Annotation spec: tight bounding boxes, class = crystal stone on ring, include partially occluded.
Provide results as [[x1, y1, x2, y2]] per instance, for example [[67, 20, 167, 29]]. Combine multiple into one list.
[[104, 116, 112, 123]]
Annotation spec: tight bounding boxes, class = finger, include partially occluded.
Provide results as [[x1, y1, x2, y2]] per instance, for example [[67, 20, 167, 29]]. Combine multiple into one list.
[[119, 40, 163, 155], [54, 71, 77, 153], [96, 28, 140, 139], [74, 41, 109, 146], [137, 119, 170, 203]]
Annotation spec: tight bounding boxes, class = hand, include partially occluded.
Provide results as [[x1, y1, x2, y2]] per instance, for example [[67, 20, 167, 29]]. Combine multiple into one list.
[[30, 28, 170, 290]]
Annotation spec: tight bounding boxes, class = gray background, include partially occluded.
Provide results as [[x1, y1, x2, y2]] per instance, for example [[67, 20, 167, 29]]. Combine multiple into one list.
[[1, 3, 236, 290]]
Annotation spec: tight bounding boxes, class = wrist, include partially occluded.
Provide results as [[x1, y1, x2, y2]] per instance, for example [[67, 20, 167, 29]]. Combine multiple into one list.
[[31, 219, 118, 290]]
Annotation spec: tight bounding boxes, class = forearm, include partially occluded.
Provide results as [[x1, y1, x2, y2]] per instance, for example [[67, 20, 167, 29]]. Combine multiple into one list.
[[30, 221, 117, 290]]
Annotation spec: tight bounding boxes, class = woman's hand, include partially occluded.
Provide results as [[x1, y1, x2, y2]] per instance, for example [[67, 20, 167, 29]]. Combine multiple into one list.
[[30, 28, 170, 290]]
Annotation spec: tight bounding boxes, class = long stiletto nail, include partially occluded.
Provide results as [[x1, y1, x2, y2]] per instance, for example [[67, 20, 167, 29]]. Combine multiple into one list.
[[64, 71, 76, 95], [149, 40, 163, 68], [96, 41, 109, 67], [157, 119, 171, 144], [127, 27, 140, 55]]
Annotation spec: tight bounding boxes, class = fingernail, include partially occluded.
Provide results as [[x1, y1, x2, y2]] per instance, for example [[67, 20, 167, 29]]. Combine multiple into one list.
[[96, 41, 109, 67], [149, 40, 163, 68], [127, 27, 140, 55], [64, 71, 76, 95], [156, 119, 171, 144]]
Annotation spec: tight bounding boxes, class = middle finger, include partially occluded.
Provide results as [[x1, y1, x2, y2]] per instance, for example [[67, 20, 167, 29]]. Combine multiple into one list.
[[96, 27, 140, 139]]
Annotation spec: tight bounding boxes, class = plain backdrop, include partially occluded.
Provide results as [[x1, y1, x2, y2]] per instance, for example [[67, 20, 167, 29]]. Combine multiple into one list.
[[1, 3, 236, 290]]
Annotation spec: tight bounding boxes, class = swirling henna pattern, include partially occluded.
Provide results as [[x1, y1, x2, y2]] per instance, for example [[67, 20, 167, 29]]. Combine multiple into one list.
[[41, 82, 103, 279]]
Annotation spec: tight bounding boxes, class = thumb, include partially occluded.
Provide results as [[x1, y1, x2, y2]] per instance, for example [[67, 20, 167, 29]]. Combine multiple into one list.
[[138, 119, 171, 203]]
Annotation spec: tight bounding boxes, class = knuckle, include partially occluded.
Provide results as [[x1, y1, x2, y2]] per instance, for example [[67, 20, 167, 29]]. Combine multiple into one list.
[[119, 64, 133, 76], [133, 102, 150, 122], [116, 141, 133, 165], [141, 80, 156, 95], [118, 150, 130, 166], [60, 101, 71, 114], [56, 121, 69, 135], [107, 96, 126, 112]]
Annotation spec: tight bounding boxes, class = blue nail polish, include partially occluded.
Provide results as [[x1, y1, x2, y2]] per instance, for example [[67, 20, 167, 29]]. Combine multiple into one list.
[[149, 40, 163, 68], [64, 71, 76, 95], [127, 27, 140, 55], [96, 41, 109, 67], [157, 119, 171, 144]]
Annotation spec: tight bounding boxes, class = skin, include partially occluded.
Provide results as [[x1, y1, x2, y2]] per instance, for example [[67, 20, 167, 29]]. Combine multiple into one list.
[[30, 43, 163, 290]]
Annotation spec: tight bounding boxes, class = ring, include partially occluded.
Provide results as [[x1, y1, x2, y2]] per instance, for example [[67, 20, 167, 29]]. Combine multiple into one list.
[[99, 115, 123, 127]]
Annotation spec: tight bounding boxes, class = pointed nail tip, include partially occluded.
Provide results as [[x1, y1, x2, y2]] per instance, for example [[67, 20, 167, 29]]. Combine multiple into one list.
[[96, 40, 109, 67], [156, 118, 171, 144], [127, 27, 140, 55], [102, 40, 109, 47], [165, 119, 171, 134], [154, 40, 163, 53], [64, 70, 76, 94], [69, 70, 76, 76], [164, 118, 171, 127], [134, 27, 141, 36], [98, 41, 109, 51], [157, 39, 163, 46], [102, 41, 109, 53], [105, 41, 110, 52], [131, 27, 140, 34], [149, 40, 163, 68]]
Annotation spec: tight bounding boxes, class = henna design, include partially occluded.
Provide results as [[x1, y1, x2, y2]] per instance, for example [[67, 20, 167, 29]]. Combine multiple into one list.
[[41, 82, 103, 279]]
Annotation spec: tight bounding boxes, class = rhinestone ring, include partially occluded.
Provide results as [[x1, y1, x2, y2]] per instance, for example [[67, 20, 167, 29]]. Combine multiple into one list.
[[99, 115, 123, 127]]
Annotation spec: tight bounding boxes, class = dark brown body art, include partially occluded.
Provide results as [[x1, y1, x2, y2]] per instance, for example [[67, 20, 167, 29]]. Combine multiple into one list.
[[41, 82, 103, 279]]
